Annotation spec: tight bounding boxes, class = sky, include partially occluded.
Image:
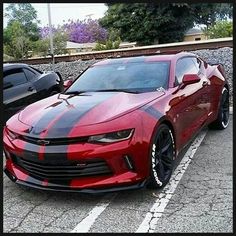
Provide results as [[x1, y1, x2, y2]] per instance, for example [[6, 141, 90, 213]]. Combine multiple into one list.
[[3, 3, 108, 28]]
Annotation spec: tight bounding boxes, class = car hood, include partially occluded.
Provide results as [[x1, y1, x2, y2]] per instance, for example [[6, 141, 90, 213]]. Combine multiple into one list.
[[17, 91, 164, 137]]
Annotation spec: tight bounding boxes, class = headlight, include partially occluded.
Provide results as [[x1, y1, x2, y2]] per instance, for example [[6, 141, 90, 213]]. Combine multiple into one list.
[[6, 128, 19, 140], [88, 129, 134, 143]]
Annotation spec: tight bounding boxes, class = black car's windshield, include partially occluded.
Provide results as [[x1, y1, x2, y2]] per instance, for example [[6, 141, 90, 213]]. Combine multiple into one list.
[[65, 61, 170, 94]]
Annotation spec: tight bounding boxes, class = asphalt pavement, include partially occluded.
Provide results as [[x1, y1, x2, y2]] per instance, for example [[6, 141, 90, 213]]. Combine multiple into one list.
[[3, 116, 233, 233]]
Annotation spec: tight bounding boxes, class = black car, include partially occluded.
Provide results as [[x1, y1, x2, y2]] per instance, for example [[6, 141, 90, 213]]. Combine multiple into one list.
[[3, 63, 64, 122]]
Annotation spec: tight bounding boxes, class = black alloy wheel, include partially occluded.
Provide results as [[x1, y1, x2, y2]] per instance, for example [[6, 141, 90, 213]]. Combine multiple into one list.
[[221, 88, 230, 128], [209, 87, 229, 130], [148, 124, 175, 189]]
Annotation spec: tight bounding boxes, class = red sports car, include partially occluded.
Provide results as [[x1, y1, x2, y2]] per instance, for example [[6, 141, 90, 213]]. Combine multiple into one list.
[[3, 52, 229, 193]]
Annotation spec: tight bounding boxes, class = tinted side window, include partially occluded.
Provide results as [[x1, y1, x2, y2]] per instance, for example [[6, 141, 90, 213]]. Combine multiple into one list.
[[23, 68, 36, 80], [191, 57, 202, 73], [4, 70, 28, 88], [175, 57, 199, 85]]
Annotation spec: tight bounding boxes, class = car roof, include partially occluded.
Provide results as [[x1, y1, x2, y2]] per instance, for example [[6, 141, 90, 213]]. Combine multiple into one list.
[[3, 63, 30, 71], [93, 52, 197, 66]]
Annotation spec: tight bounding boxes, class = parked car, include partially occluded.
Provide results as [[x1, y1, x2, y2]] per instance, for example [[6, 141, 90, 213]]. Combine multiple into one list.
[[3, 63, 64, 122], [3, 53, 229, 193]]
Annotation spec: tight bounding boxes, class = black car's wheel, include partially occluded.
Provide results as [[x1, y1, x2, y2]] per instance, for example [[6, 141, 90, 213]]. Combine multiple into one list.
[[209, 87, 229, 130], [148, 124, 175, 189]]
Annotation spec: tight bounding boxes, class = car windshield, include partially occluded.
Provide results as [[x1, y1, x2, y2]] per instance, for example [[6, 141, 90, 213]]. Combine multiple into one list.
[[65, 61, 170, 94]]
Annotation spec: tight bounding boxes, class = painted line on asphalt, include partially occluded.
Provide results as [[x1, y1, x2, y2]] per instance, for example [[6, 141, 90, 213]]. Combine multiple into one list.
[[136, 130, 207, 233], [71, 193, 117, 233]]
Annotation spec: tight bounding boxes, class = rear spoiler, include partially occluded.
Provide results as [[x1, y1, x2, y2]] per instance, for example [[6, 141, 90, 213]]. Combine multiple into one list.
[[55, 71, 63, 82], [207, 61, 226, 78]]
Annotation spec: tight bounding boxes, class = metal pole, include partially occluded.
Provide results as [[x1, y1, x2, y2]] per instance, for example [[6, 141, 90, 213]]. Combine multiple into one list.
[[47, 3, 55, 71]]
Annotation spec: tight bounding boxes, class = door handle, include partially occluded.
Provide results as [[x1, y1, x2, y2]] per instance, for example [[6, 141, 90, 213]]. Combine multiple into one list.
[[28, 87, 34, 92]]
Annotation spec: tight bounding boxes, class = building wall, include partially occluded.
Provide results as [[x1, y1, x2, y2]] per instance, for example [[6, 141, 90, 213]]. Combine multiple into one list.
[[184, 34, 207, 42]]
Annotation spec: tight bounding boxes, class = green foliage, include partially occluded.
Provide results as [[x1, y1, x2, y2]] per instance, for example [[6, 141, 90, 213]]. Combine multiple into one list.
[[32, 38, 50, 57], [4, 21, 31, 59], [4, 4, 68, 59], [100, 3, 233, 45], [32, 30, 69, 57], [3, 53, 14, 61], [4, 3, 41, 59], [5, 3, 40, 41], [191, 3, 233, 28], [203, 20, 233, 39], [94, 30, 121, 51], [53, 30, 68, 55], [95, 38, 121, 51]]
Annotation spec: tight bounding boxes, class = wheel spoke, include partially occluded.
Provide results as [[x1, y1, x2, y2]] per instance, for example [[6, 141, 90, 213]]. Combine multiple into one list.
[[153, 127, 175, 184], [161, 143, 170, 153], [162, 136, 171, 149], [161, 158, 172, 169], [155, 160, 164, 180]]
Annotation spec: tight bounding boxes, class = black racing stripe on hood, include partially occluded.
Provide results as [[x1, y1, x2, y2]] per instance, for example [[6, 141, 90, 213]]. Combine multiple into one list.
[[141, 106, 163, 120], [30, 98, 72, 136], [45, 92, 115, 138]]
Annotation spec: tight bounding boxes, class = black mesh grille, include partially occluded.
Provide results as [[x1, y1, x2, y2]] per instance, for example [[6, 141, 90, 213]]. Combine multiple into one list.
[[19, 135, 89, 145], [13, 156, 112, 180]]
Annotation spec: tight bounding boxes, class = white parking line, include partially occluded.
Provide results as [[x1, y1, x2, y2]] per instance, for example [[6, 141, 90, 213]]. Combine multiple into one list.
[[70, 130, 207, 233], [136, 130, 207, 233], [71, 193, 117, 233]]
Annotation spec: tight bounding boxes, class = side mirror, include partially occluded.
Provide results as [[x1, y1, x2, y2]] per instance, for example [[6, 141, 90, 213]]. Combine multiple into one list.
[[4, 82, 13, 90], [63, 79, 73, 89], [182, 74, 200, 85]]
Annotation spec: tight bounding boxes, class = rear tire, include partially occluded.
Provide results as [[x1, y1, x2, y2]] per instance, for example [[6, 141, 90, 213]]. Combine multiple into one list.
[[209, 87, 229, 130], [147, 124, 175, 189]]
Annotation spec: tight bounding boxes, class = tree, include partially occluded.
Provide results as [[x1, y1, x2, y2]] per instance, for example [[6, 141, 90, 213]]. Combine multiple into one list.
[[94, 28, 121, 51], [191, 3, 233, 28], [4, 21, 31, 59], [62, 19, 108, 43], [100, 3, 233, 45], [94, 38, 121, 51], [203, 20, 233, 39], [32, 38, 50, 57], [4, 3, 41, 59], [37, 26, 68, 56], [4, 3, 40, 41], [53, 30, 68, 55]]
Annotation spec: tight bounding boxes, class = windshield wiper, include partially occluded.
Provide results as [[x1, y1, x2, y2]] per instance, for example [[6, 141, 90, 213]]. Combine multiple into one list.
[[64, 91, 88, 95], [93, 89, 140, 94], [65, 89, 140, 95]]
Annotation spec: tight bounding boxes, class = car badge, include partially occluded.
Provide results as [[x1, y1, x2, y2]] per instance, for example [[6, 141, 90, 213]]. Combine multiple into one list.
[[37, 139, 50, 145], [76, 163, 87, 167]]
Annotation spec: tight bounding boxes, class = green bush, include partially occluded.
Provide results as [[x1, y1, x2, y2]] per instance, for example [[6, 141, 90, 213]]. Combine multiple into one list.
[[94, 38, 121, 51], [203, 20, 233, 39]]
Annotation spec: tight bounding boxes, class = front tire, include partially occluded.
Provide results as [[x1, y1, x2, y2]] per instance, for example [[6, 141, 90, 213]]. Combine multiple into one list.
[[147, 124, 175, 189], [209, 87, 229, 130]]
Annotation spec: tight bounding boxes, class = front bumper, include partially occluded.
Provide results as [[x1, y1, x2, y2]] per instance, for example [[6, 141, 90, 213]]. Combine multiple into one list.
[[3, 127, 150, 192], [4, 167, 147, 193]]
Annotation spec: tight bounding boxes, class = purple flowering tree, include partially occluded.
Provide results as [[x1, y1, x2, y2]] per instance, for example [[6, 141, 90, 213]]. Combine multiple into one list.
[[39, 26, 57, 38], [40, 19, 108, 43], [63, 19, 108, 43]]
